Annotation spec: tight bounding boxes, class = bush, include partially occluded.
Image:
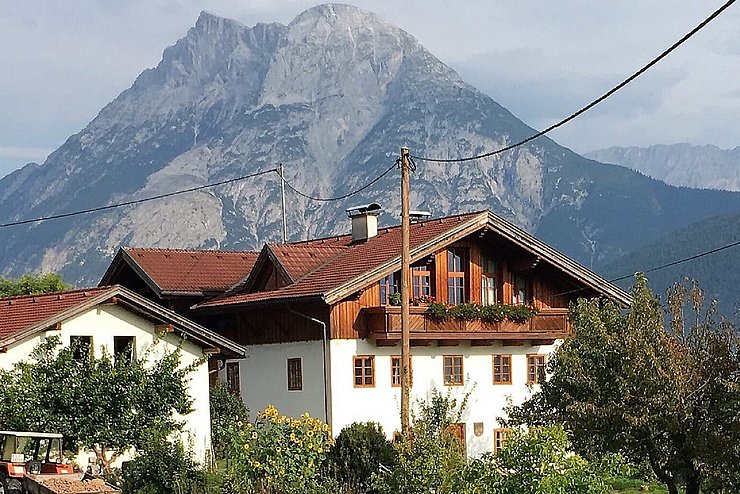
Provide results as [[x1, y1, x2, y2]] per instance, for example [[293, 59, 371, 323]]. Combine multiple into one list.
[[326, 422, 396, 492], [223, 405, 333, 493], [209, 381, 249, 459], [119, 428, 222, 494], [372, 390, 468, 494]]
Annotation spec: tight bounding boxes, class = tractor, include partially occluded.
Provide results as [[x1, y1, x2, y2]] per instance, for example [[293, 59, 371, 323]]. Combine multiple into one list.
[[0, 431, 119, 494]]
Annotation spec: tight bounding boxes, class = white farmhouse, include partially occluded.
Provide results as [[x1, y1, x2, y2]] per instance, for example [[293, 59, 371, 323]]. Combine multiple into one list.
[[102, 208, 631, 456], [0, 284, 246, 464]]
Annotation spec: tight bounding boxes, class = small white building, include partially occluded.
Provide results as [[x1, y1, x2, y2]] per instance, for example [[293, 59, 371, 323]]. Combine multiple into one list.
[[0, 285, 246, 465]]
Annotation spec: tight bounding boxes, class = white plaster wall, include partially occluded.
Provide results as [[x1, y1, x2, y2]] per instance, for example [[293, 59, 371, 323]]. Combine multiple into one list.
[[328, 339, 557, 456], [234, 340, 327, 422], [0, 305, 212, 465]]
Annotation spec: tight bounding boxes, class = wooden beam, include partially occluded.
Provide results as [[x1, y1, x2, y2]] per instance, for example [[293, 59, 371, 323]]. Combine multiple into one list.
[[503, 339, 526, 347], [0, 346, 7, 354], [155, 323, 175, 334], [375, 340, 397, 347], [202, 347, 221, 355], [410, 339, 433, 347], [437, 340, 460, 347], [531, 339, 555, 346], [471, 339, 495, 346]]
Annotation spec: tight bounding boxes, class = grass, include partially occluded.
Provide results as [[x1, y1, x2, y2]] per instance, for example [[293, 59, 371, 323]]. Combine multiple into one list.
[[609, 477, 669, 493]]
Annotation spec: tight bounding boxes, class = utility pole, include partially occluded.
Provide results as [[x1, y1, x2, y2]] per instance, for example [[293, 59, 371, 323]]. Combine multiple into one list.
[[278, 163, 287, 243], [400, 146, 412, 437]]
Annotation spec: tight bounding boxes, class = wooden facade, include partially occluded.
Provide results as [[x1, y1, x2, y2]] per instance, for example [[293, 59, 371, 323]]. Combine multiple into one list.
[[327, 235, 583, 345]]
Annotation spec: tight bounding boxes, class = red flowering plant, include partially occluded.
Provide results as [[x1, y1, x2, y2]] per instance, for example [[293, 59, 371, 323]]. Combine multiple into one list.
[[413, 294, 436, 305]]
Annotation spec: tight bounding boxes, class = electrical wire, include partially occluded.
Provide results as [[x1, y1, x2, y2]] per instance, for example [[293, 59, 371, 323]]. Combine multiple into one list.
[[282, 159, 399, 202], [556, 238, 740, 298], [0, 169, 276, 228], [411, 0, 737, 163]]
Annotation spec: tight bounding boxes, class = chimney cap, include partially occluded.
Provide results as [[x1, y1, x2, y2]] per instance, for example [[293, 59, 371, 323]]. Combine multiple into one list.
[[409, 210, 432, 221], [346, 203, 383, 218]]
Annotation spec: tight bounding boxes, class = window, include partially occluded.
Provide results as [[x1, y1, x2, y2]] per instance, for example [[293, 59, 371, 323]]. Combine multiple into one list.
[[226, 362, 241, 395], [287, 358, 303, 391], [70, 336, 92, 361], [493, 428, 511, 453], [443, 355, 464, 386], [353, 356, 375, 387], [527, 354, 546, 384], [379, 271, 401, 305], [113, 336, 135, 365], [391, 356, 413, 387], [481, 255, 497, 305], [447, 248, 467, 305], [513, 275, 531, 305], [412, 265, 432, 300], [493, 354, 512, 384]]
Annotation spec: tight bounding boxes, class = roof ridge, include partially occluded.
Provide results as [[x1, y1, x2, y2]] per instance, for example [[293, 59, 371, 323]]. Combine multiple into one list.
[[124, 246, 258, 255]]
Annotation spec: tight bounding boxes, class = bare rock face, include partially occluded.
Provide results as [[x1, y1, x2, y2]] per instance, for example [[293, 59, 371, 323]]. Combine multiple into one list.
[[1, 4, 739, 285], [586, 144, 740, 191]]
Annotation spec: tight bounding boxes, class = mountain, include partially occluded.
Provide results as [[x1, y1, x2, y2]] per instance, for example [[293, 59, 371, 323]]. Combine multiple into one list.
[[586, 143, 740, 191], [600, 212, 740, 318], [1, 5, 740, 287]]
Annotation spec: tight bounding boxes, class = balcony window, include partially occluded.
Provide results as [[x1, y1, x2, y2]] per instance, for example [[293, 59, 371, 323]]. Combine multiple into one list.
[[412, 265, 432, 300], [447, 248, 467, 305], [481, 255, 497, 305], [513, 275, 531, 305], [379, 271, 401, 305]]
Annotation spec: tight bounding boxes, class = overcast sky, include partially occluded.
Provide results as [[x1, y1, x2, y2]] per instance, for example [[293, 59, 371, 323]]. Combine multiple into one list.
[[1, 1, 738, 178]]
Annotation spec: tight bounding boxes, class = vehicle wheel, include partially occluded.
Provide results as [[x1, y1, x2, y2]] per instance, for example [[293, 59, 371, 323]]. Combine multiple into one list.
[[1, 477, 22, 494]]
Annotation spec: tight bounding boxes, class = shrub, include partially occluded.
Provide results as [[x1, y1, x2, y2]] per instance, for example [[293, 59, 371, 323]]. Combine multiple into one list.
[[209, 381, 249, 459], [223, 405, 333, 493], [119, 427, 222, 494], [326, 422, 396, 492], [372, 390, 469, 494]]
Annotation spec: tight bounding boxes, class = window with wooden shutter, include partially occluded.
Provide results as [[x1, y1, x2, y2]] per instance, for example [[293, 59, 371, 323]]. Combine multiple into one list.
[[447, 248, 467, 305]]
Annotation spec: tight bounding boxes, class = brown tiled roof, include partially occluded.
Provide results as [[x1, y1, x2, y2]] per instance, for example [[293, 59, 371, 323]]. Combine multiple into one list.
[[0, 285, 247, 357], [268, 243, 349, 281], [0, 287, 114, 342], [197, 211, 484, 309], [123, 248, 259, 294]]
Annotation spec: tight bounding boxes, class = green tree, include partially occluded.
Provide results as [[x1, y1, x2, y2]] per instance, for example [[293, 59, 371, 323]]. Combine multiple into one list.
[[326, 422, 396, 492], [0, 273, 72, 297], [0, 336, 199, 472], [508, 274, 740, 494], [209, 380, 249, 459]]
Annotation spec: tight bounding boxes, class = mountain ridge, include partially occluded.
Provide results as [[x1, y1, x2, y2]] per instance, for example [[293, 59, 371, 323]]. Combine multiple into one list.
[[1, 5, 739, 289]]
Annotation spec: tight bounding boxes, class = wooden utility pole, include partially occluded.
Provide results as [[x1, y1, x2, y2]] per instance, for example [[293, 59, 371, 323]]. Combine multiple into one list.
[[278, 163, 287, 243], [400, 146, 412, 437]]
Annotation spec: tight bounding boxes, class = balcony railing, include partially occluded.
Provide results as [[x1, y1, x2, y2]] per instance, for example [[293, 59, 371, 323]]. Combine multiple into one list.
[[362, 305, 570, 342]]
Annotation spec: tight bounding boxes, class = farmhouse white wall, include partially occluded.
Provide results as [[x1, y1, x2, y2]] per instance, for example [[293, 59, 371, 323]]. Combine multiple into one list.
[[0, 305, 212, 464], [234, 340, 327, 421], [328, 339, 556, 456]]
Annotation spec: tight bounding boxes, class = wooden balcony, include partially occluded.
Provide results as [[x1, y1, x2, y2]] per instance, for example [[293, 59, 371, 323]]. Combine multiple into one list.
[[362, 306, 570, 344]]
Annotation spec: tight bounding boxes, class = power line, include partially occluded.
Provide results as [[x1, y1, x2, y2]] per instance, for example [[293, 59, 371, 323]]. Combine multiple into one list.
[[283, 159, 399, 202], [556, 238, 740, 298], [411, 0, 737, 164], [0, 169, 276, 229]]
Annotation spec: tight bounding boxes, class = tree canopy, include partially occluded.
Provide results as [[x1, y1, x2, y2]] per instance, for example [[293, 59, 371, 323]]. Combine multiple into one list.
[[0, 336, 199, 471], [0, 273, 72, 297], [508, 274, 740, 494]]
